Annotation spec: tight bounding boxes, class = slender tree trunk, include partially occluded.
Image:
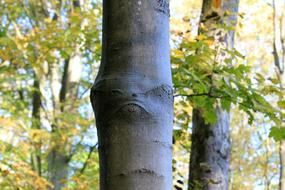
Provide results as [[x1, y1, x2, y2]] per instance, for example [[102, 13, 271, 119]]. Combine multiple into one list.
[[48, 1, 83, 189], [49, 50, 83, 190], [272, 1, 285, 189], [48, 150, 69, 190], [280, 141, 285, 190], [32, 74, 42, 177], [265, 136, 270, 190], [188, 1, 239, 190], [90, 0, 173, 189], [48, 59, 69, 190]]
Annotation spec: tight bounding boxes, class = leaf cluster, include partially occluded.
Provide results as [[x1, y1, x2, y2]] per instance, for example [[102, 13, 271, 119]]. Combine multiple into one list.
[[172, 35, 283, 134]]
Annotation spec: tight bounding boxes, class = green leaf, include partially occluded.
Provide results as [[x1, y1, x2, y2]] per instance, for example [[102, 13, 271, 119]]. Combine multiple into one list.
[[269, 127, 285, 141], [0, 30, 6, 37], [203, 107, 217, 124], [233, 49, 245, 59], [221, 99, 231, 112], [60, 50, 70, 59], [277, 100, 285, 109]]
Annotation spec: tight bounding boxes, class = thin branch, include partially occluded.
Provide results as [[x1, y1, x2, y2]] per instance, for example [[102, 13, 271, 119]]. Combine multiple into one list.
[[273, 0, 284, 74], [175, 92, 260, 113], [67, 137, 84, 162], [79, 83, 93, 99], [80, 143, 98, 174], [280, 10, 285, 73], [174, 93, 211, 98]]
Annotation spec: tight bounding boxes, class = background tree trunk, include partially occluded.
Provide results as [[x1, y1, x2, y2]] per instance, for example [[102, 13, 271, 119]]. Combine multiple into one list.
[[90, 0, 173, 189], [272, 0, 285, 189], [280, 141, 285, 190], [188, 0, 239, 189], [31, 73, 42, 177], [48, 39, 83, 190], [48, 1, 83, 189]]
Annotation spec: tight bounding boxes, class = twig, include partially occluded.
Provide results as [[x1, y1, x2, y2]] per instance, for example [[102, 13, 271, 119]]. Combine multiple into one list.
[[80, 143, 98, 174]]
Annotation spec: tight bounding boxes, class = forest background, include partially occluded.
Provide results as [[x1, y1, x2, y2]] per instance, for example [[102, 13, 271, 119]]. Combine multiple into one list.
[[0, 0, 284, 189]]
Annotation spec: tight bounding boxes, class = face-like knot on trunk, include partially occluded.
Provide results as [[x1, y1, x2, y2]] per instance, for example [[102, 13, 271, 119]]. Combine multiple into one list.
[[124, 103, 140, 113], [117, 102, 149, 121]]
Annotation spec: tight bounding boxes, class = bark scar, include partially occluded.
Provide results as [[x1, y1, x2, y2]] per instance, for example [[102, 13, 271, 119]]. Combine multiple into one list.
[[90, 84, 173, 122], [116, 168, 164, 178], [153, 140, 172, 149], [154, 0, 170, 16], [117, 102, 149, 116]]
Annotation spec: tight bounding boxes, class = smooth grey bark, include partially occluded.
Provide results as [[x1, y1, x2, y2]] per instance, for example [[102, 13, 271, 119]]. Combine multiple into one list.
[[90, 0, 173, 190], [188, 1, 239, 190]]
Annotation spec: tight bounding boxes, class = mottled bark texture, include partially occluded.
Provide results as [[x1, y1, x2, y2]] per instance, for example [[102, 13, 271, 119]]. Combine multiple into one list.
[[188, 0, 239, 190], [90, 0, 173, 190]]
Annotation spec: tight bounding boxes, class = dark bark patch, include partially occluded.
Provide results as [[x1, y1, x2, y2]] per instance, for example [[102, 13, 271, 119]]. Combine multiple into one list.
[[133, 168, 164, 178], [154, 0, 170, 16], [153, 140, 172, 149], [174, 185, 183, 190], [115, 169, 164, 178], [111, 89, 124, 95], [91, 84, 172, 123], [116, 103, 149, 121], [146, 84, 173, 101], [205, 11, 220, 20]]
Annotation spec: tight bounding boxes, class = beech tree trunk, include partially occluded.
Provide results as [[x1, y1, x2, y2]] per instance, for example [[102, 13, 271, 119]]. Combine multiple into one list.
[[188, 1, 239, 190], [90, 0, 173, 190]]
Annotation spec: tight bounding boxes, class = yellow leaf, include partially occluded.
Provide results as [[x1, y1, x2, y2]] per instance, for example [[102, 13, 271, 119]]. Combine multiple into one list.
[[173, 50, 184, 59], [197, 34, 207, 41], [205, 39, 214, 46], [278, 101, 285, 109], [44, 18, 52, 23]]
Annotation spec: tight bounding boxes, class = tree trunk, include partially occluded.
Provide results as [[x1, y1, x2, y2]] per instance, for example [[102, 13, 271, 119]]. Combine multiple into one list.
[[48, 52, 83, 190], [280, 141, 285, 190], [188, 1, 239, 190], [32, 74, 42, 177], [48, 58, 69, 190], [90, 0, 173, 190], [272, 1, 285, 189], [48, 1, 83, 189]]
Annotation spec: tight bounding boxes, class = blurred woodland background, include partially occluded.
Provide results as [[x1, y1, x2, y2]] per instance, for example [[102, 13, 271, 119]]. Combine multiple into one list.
[[0, 0, 284, 189]]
